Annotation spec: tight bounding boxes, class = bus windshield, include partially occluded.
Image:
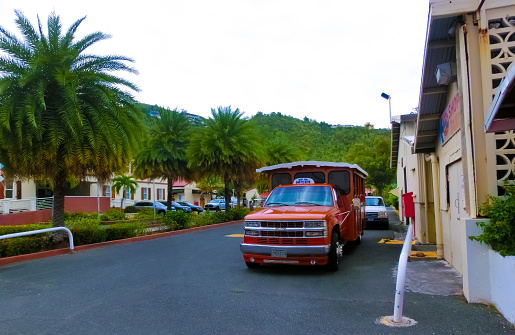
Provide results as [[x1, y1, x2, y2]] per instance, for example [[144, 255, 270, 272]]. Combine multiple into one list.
[[265, 186, 333, 207]]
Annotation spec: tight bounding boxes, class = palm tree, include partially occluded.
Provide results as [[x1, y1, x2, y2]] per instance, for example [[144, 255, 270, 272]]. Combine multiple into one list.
[[264, 134, 303, 166], [253, 133, 303, 193], [111, 174, 138, 209], [132, 108, 191, 211], [0, 11, 143, 234], [187, 106, 264, 208]]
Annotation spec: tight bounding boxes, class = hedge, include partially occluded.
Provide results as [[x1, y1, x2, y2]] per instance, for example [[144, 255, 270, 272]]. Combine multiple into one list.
[[0, 207, 249, 258]]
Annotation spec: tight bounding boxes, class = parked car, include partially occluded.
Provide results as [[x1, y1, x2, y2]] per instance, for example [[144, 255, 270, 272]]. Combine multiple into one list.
[[176, 201, 203, 212], [365, 196, 389, 229], [204, 199, 233, 211], [159, 201, 192, 213], [133, 201, 172, 215]]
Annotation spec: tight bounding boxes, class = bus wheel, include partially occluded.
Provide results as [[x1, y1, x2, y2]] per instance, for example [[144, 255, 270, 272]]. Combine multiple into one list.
[[246, 262, 260, 269], [354, 235, 362, 245], [326, 232, 340, 271]]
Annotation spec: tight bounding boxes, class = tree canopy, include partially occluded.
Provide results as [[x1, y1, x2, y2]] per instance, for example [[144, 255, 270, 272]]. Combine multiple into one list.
[[133, 108, 192, 210], [187, 106, 264, 206], [0, 11, 142, 229], [345, 133, 395, 196]]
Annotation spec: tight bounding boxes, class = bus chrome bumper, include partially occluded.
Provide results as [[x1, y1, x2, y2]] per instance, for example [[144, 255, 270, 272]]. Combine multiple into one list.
[[240, 243, 331, 255]]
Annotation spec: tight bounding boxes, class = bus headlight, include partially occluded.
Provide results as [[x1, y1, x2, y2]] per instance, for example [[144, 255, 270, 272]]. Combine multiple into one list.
[[304, 220, 326, 228], [245, 221, 260, 227], [305, 231, 325, 237], [245, 230, 260, 236]]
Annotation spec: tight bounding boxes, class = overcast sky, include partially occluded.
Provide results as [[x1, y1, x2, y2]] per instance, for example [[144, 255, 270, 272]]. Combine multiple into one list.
[[0, 1, 429, 129]]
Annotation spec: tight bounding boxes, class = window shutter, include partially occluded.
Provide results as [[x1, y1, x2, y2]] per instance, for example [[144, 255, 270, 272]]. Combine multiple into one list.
[[103, 185, 106, 196], [131, 192, 134, 200], [157, 189, 160, 200], [148, 188, 151, 200], [112, 189, 115, 199], [141, 188, 144, 199]]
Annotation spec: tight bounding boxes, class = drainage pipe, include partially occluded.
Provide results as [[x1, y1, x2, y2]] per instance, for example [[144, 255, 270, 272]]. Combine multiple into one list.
[[430, 154, 444, 259]]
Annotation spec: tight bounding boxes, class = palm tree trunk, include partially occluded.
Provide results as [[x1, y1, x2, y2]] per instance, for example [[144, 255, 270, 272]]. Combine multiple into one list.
[[51, 170, 67, 242], [52, 173, 66, 228], [166, 177, 174, 211], [235, 180, 242, 207], [224, 172, 231, 210]]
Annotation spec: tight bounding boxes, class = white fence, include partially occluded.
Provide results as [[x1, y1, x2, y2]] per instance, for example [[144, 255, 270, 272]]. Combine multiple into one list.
[[110, 199, 135, 209], [0, 197, 54, 214]]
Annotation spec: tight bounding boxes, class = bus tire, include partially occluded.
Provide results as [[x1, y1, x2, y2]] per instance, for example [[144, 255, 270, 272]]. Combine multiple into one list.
[[326, 232, 340, 271], [246, 262, 260, 269]]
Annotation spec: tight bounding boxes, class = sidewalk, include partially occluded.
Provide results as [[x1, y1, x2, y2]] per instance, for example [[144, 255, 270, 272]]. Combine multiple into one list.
[[386, 207, 463, 296], [383, 207, 515, 331]]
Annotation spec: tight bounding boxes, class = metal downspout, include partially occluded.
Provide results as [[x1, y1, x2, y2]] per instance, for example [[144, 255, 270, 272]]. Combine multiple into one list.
[[430, 154, 444, 259]]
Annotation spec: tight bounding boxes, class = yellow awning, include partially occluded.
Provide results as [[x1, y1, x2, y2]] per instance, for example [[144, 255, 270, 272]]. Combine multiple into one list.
[[389, 187, 400, 197]]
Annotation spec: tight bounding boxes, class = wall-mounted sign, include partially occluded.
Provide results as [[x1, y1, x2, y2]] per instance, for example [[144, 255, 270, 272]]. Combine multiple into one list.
[[440, 92, 461, 145]]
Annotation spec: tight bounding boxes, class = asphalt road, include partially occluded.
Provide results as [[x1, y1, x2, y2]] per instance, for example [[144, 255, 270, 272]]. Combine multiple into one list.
[[0, 217, 513, 334]]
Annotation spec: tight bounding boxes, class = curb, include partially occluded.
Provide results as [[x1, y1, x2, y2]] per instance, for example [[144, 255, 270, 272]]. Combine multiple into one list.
[[0, 220, 244, 267]]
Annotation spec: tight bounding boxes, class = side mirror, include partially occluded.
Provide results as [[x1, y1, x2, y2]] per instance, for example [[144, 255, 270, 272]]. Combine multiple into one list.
[[352, 198, 361, 210]]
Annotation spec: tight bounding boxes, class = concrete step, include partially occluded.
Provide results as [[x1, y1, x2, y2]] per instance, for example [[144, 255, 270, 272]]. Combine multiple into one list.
[[412, 244, 437, 252]]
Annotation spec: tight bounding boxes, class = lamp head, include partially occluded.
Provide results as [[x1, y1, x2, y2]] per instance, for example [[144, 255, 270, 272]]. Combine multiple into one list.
[[381, 92, 390, 100]]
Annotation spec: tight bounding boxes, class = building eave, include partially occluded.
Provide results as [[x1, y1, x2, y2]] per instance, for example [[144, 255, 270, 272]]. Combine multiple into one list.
[[485, 61, 515, 133], [414, 3, 463, 153]]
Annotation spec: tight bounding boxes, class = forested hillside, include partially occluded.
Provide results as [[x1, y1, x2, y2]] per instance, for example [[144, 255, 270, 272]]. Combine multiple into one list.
[[249, 112, 389, 162], [249, 112, 395, 196], [139, 105, 396, 196]]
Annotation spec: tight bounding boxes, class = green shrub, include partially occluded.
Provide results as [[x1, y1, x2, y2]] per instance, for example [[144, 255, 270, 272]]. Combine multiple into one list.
[[100, 208, 126, 221], [65, 216, 102, 229], [382, 183, 399, 208], [71, 226, 108, 245], [105, 222, 146, 240], [0, 236, 50, 257], [190, 208, 248, 228], [0, 223, 51, 235], [66, 219, 148, 246], [164, 210, 192, 230], [64, 212, 98, 221], [136, 207, 159, 219], [470, 184, 515, 257], [0, 224, 53, 257], [231, 206, 251, 220], [191, 211, 216, 227], [124, 205, 137, 213]]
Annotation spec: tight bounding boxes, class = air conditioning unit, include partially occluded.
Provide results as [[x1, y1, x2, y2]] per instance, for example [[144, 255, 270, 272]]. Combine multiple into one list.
[[435, 62, 457, 85]]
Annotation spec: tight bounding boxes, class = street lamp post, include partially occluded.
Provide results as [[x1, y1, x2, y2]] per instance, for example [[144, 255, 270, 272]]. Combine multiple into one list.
[[381, 92, 391, 123]]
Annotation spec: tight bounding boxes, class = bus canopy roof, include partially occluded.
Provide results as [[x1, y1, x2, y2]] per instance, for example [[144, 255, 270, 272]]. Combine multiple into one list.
[[256, 161, 368, 177]]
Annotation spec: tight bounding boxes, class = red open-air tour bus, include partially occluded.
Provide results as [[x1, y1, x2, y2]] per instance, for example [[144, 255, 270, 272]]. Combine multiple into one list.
[[241, 161, 367, 270]]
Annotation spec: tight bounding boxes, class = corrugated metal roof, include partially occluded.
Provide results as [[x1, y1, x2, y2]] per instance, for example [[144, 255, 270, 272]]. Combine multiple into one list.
[[415, 15, 461, 153], [390, 114, 418, 168]]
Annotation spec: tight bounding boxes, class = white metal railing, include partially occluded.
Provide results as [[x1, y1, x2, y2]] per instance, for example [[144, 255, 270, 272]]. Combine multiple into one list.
[[393, 223, 414, 322], [36, 197, 54, 210], [0, 227, 74, 251]]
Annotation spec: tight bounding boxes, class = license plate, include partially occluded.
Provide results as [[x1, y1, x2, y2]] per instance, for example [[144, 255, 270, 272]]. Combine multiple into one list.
[[271, 249, 287, 258]]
